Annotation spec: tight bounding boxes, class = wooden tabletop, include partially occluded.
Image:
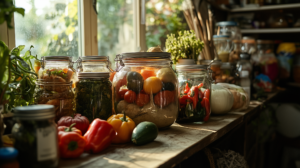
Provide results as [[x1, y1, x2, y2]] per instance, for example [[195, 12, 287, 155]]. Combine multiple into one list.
[[59, 92, 278, 168]]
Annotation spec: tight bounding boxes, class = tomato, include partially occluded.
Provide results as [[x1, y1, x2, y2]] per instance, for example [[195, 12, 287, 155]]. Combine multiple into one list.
[[141, 69, 156, 80], [154, 91, 175, 108], [143, 77, 163, 94], [115, 73, 127, 100], [118, 88, 128, 100], [202, 97, 210, 122], [136, 93, 150, 107], [124, 90, 137, 103], [204, 89, 210, 99]]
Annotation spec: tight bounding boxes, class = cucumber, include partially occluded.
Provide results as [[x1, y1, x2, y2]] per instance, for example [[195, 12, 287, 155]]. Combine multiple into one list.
[[131, 121, 158, 145]]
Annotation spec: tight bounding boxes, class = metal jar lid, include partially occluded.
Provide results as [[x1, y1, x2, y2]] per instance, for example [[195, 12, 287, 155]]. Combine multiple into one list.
[[216, 21, 238, 27], [200, 60, 222, 66], [119, 52, 171, 59], [43, 56, 72, 61], [81, 56, 108, 62], [14, 105, 55, 120], [78, 72, 110, 79], [240, 53, 251, 60]]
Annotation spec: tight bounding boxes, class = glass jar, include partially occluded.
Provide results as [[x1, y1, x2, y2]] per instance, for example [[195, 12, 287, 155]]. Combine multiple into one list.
[[213, 35, 233, 62], [39, 56, 77, 88], [113, 52, 178, 129], [176, 64, 212, 123], [12, 105, 58, 168], [237, 53, 253, 97], [215, 21, 242, 42], [216, 62, 237, 84], [75, 72, 112, 122], [229, 40, 241, 63], [241, 37, 257, 55], [35, 81, 74, 122], [200, 60, 222, 81], [76, 56, 114, 72]]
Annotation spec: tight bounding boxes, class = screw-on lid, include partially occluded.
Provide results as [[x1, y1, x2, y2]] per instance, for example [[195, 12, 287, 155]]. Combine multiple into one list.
[[43, 56, 72, 61], [0, 147, 18, 160], [200, 60, 222, 66], [216, 21, 238, 26], [78, 72, 110, 79], [120, 52, 171, 59], [14, 105, 55, 120], [81, 56, 108, 62], [240, 53, 251, 60], [213, 35, 230, 38]]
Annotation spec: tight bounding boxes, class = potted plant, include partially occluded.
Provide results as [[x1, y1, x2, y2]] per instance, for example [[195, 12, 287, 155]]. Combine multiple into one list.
[[165, 30, 204, 64]]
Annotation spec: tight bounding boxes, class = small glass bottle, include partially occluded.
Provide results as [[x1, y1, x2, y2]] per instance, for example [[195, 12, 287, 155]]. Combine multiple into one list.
[[237, 53, 252, 98], [0, 147, 19, 168], [12, 105, 58, 168]]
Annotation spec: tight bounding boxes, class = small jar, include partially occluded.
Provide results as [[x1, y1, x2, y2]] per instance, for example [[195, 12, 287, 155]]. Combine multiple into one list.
[[216, 62, 237, 84], [213, 35, 233, 62], [113, 52, 178, 129], [241, 37, 257, 55], [0, 147, 19, 168], [215, 21, 242, 42], [200, 60, 222, 81], [39, 56, 77, 88], [176, 63, 212, 123], [75, 72, 113, 122], [76, 56, 114, 72], [12, 105, 58, 168], [35, 81, 74, 122]]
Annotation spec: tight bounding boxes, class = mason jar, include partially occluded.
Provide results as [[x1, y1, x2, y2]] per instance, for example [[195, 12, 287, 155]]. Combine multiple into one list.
[[75, 72, 112, 122], [12, 105, 58, 168], [76, 56, 114, 73], [39, 56, 77, 88], [200, 60, 222, 81], [35, 80, 74, 122], [113, 52, 178, 129], [176, 63, 212, 123]]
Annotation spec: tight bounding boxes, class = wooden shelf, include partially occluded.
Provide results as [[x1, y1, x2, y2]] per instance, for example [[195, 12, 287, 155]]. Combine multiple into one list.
[[231, 3, 300, 12], [240, 28, 300, 34], [59, 93, 279, 168]]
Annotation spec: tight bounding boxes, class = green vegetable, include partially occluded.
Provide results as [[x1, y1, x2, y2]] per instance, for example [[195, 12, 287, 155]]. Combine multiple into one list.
[[165, 30, 204, 64], [126, 71, 144, 93], [131, 121, 158, 145], [75, 78, 112, 122]]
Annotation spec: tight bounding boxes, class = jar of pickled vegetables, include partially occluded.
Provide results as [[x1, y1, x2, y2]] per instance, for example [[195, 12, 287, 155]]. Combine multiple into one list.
[[34, 80, 74, 122], [76, 56, 114, 72], [75, 72, 112, 122], [38, 56, 77, 88], [113, 52, 178, 129], [176, 63, 212, 123]]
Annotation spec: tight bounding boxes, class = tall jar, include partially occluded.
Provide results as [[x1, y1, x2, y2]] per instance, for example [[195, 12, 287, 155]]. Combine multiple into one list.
[[12, 105, 58, 168], [113, 52, 178, 129], [213, 35, 233, 62], [35, 81, 74, 122], [176, 63, 212, 123], [38, 56, 77, 88], [215, 21, 242, 42], [76, 56, 114, 72], [75, 72, 112, 122]]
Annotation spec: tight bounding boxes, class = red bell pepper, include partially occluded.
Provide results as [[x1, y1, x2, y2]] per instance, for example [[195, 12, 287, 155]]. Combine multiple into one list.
[[202, 97, 211, 122], [184, 82, 190, 94], [84, 118, 115, 154], [58, 123, 86, 159], [179, 95, 193, 106], [188, 86, 199, 109]]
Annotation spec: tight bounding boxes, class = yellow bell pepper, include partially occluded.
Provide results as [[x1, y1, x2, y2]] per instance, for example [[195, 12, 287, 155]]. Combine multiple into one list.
[[107, 112, 136, 144]]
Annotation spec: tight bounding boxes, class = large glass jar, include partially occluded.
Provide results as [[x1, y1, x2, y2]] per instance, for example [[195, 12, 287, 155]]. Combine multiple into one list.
[[35, 81, 74, 122], [176, 63, 212, 123], [12, 105, 58, 168], [38, 56, 77, 88], [113, 52, 178, 129], [215, 21, 242, 42], [75, 72, 112, 122], [213, 35, 233, 62], [76, 56, 113, 72]]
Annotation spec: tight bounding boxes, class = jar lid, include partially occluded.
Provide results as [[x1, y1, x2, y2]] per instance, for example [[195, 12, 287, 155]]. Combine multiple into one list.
[[213, 35, 230, 38], [216, 21, 238, 26], [240, 53, 251, 60], [120, 52, 171, 59], [0, 147, 18, 160], [78, 72, 110, 79], [200, 60, 222, 66], [14, 105, 55, 120], [43, 56, 72, 61], [81, 56, 108, 62], [176, 64, 207, 71]]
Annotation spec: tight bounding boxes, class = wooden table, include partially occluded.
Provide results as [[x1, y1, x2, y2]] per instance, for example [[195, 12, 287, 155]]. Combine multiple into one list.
[[59, 93, 279, 168]]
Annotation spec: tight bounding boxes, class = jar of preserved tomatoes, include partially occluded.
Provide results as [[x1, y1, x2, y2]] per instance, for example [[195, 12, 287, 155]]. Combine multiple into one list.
[[75, 72, 112, 122], [176, 62, 212, 123], [76, 56, 114, 72], [113, 52, 178, 129], [39, 56, 77, 88]]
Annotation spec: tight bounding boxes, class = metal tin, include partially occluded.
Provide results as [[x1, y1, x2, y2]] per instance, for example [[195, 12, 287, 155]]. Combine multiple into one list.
[[14, 105, 55, 120], [78, 72, 110, 79]]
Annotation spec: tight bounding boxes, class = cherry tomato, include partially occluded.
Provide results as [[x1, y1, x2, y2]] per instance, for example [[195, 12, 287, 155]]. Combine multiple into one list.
[[136, 93, 150, 107], [202, 97, 210, 122], [118, 88, 128, 100], [124, 90, 137, 103], [204, 89, 210, 99]]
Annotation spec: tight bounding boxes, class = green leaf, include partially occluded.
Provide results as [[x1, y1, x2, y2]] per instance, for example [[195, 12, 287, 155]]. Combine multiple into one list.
[[13, 8, 25, 17], [10, 55, 30, 70]]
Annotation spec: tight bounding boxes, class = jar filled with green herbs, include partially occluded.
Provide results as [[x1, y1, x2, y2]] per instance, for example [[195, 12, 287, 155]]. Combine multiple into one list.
[[12, 105, 58, 168], [75, 72, 112, 122]]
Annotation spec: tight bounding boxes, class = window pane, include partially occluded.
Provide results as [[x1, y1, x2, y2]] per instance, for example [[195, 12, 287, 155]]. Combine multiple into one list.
[[97, 0, 136, 69], [15, 0, 80, 59], [146, 0, 187, 50]]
